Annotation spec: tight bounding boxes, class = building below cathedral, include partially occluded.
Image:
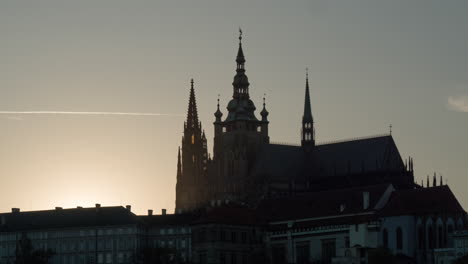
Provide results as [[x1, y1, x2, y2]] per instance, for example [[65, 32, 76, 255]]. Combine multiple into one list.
[[0, 32, 466, 264]]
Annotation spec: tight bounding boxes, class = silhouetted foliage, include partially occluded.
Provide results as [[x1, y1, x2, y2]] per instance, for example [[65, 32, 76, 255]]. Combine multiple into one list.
[[368, 247, 395, 264], [453, 254, 468, 264], [131, 247, 185, 264], [15, 233, 55, 264]]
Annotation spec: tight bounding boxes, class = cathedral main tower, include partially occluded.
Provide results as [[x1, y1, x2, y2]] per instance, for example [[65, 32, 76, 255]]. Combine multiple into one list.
[[211, 30, 269, 202], [176, 31, 269, 212]]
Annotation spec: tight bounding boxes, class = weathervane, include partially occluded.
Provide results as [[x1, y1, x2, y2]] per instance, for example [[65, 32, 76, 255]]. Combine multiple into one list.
[[239, 27, 243, 41]]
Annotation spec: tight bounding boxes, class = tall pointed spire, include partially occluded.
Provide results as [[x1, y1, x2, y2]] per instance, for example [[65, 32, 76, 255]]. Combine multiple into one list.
[[186, 78, 199, 129], [301, 68, 315, 148], [232, 28, 250, 99], [177, 147, 182, 178]]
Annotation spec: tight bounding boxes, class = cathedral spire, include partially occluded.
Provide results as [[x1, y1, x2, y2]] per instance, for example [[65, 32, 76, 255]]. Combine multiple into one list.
[[177, 147, 182, 178], [232, 28, 250, 99], [186, 78, 199, 129], [301, 68, 315, 148]]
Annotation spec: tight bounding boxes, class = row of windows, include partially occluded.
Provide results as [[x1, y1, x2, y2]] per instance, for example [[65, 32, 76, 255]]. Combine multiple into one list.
[[158, 227, 187, 235], [195, 229, 251, 244], [153, 238, 187, 249], [0, 238, 136, 256], [0, 227, 137, 242]]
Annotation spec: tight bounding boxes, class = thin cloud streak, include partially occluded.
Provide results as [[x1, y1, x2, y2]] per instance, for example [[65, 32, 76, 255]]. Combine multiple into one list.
[[0, 111, 184, 117], [448, 96, 468, 112]]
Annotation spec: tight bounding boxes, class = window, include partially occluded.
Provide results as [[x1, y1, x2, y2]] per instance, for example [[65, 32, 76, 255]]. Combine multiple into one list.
[[231, 252, 237, 264], [219, 252, 226, 264], [321, 239, 336, 264], [418, 226, 424, 249], [106, 253, 112, 264], [191, 134, 195, 144], [383, 229, 388, 248], [438, 225, 444, 247], [296, 243, 310, 264], [272, 245, 286, 264], [345, 236, 350, 248], [199, 251, 208, 264], [428, 226, 434, 249], [231, 231, 237, 243], [241, 232, 247, 243], [396, 227, 403, 250]]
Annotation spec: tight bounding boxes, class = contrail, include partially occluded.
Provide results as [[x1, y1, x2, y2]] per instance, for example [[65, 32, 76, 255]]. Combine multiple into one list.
[[0, 111, 184, 117]]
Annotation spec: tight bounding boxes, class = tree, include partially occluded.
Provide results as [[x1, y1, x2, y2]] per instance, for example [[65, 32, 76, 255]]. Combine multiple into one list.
[[15, 233, 55, 264], [453, 254, 468, 264], [368, 247, 395, 264], [131, 247, 184, 264]]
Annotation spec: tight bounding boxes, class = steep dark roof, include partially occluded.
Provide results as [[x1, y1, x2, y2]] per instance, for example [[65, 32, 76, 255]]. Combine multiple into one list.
[[0, 206, 139, 232], [257, 184, 392, 221], [379, 185, 466, 216], [252, 135, 405, 181]]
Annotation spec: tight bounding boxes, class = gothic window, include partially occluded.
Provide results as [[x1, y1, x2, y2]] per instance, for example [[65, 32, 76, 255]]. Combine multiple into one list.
[[191, 134, 195, 144], [396, 227, 403, 250], [418, 226, 424, 249], [383, 229, 388, 248], [428, 226, 434, 249], [438, 225, 444, 247]]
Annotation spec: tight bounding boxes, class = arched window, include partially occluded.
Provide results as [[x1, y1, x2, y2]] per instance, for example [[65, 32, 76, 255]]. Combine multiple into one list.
[[396, 227, 403, 250], [447, 225, 454, 247], [383, 229, 388, 248], [418, 226, 424, 249], [428, 226, 434, 249], [438, 225, 444, 247]]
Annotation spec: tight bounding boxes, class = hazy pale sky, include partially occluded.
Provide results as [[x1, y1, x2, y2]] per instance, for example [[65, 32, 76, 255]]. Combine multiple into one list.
[[1, 0, 467, 215]]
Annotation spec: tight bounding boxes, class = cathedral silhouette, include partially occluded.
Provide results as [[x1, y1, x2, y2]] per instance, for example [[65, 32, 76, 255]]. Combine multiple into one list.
[[175, 31, 414, 213]]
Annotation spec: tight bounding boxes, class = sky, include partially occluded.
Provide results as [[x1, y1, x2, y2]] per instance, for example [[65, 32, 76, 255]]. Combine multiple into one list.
[[1, 0, 467, 215]]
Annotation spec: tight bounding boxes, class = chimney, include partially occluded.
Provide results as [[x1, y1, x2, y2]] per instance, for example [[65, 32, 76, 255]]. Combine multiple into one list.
[[95, 203, 101, 208], [126, 205, 131, 212], [55, 207, 63, 210], [162, 209, 167, 215], [77, 206, 83, 209], [11, 208, 20, 213], [363, 192, 370, 210], [148, 210, 153, 216]]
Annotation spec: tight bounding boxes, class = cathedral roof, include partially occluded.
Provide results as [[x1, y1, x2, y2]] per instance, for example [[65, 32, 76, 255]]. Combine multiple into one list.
[[379, 185, 466, 216], [251, 135, 405, 181], [257, 184, 392, 222]]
